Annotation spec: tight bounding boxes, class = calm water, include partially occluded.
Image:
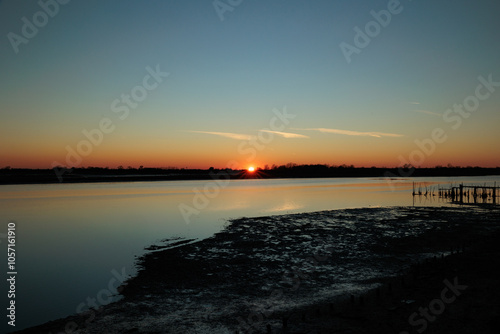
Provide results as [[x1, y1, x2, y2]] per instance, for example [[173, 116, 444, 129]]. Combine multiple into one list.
[[1, 176, 499, 332]]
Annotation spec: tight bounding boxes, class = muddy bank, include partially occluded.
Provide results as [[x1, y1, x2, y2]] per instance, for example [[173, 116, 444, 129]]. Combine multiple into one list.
[[14, 206, 500, 334], [279, 228, 500, 333]]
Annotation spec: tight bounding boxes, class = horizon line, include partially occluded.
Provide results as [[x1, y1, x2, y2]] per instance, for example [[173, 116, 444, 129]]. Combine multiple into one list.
[[2, 165, 500, 170]]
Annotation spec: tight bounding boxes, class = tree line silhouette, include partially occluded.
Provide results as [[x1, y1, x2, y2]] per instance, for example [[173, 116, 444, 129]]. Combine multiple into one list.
[[1, 164, 499, 184]]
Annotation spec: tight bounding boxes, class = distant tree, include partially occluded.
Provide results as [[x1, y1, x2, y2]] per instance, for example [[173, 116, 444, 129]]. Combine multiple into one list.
[[117, 165, 124, 170]]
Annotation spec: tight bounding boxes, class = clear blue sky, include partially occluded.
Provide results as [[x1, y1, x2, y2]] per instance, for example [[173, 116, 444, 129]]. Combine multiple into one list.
[[1, 0, 499, 168]]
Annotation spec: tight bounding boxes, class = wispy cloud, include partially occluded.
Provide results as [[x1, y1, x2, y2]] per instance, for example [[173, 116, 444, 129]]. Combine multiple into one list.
[[414, 110, 442, 117], [410, 102, 421, 105], [259, 130, 309, 139], [188, 131, 254, 141], [295, 128, 403, 138]]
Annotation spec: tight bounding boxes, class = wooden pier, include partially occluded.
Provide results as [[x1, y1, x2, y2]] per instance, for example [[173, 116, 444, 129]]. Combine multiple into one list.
[[437, 183, 499, 204]]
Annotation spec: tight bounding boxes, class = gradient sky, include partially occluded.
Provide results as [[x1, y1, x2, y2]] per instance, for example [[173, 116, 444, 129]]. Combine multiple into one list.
[[1, 0, 499, 169]]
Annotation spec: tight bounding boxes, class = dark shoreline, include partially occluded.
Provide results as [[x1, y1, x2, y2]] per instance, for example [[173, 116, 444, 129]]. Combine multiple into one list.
[[1, 166, 499, 185], [12, 205, 500, 334], [265, 232, 500, 333]]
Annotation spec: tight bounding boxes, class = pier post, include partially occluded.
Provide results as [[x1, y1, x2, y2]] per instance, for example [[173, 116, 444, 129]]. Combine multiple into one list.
[[493, 183, 497, 204]]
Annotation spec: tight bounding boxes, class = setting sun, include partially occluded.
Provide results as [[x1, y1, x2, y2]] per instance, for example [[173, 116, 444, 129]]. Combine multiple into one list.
[[248, 166, 255, 172]]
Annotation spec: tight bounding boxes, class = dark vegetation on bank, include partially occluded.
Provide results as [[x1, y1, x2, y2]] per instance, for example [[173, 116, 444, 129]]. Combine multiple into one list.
[[1, 165, 500, 185]]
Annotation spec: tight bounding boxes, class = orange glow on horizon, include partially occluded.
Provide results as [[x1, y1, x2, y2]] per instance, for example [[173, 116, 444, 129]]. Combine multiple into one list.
[[2, 140, 499, 169]]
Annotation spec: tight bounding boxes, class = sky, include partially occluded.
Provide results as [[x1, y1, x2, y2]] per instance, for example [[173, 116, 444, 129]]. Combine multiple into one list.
[[0, 0, 499, 169]]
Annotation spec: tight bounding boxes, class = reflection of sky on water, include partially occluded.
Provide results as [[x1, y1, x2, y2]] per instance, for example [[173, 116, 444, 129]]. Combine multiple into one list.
[[262, 201, 305, 213]]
